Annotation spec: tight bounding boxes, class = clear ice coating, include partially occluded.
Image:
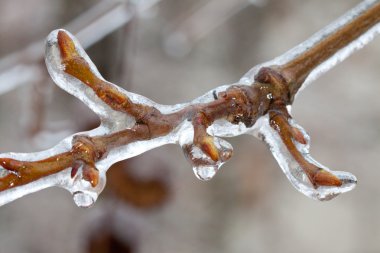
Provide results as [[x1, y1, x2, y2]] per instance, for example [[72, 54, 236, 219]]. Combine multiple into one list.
[[250, 116, 357, 201], [0, 30, 236, 207], [179, 124, 233, 181], [0, 0, 378, 207], [240, 0, 380, 92], [72, 192, 95, 208]]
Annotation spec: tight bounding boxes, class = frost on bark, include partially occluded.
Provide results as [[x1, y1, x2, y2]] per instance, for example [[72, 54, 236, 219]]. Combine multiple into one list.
[[0, 0, 380, 207]]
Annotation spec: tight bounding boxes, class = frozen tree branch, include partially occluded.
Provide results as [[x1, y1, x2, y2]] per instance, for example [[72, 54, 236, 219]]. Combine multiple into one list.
[[0, 0, 379, 207], [241, 0, 380, 95]]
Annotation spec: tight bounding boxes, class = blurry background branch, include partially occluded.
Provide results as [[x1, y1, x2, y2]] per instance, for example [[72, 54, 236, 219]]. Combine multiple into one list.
[[0, 0, 160, 96], [163, 0, 266, 58]]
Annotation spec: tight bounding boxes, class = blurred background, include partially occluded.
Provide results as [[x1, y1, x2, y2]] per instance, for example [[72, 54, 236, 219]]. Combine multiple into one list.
[[0, 0, 379, 252]]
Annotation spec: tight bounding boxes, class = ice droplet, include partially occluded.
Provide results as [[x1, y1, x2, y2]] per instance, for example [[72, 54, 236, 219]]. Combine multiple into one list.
[[193, 165, 218, 181], [180, 127, 233, 181], [181, 144, 217, 181], [64, 166, 106, 207], [253, 115, 357, 201], [182, 143, 228, 181], [73, 191, 95, 208]]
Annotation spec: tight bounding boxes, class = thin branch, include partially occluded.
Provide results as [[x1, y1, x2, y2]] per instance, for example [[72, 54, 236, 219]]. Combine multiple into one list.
[[0, 0, 378, 207], [241, 0, 380, 97]]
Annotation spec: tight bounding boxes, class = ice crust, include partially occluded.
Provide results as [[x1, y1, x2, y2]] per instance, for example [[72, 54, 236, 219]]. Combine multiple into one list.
[[1, 0, 378, 207]]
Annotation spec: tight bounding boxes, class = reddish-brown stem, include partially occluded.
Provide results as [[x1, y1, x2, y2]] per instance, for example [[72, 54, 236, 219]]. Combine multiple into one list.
[[0, 152, 73, 191]]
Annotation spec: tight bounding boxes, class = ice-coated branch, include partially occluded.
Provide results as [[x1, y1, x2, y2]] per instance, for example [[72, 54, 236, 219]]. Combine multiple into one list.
[[241, 0, 380, 97], [1, 0, 379, 207]]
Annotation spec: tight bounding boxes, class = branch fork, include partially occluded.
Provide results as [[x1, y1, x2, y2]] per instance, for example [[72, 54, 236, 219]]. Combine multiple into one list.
[[0, 29, 347, 202], [0, 29, 354, 204]]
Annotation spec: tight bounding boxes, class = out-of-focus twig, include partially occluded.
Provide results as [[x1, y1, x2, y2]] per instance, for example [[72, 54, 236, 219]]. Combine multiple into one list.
[[106, 160, 169, 209], [0, 64, 44, 94], [0, 0, 160, 96], [163, 0, 266, 58]]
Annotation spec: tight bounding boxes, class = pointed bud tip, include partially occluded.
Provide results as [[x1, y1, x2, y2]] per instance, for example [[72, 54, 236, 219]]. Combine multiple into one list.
[[314, 169, 342, 187], [200, 137, 220, 162], [57, 30, 78, 60], [292, 127, 307, 145], [83, 165, 99, 187]]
